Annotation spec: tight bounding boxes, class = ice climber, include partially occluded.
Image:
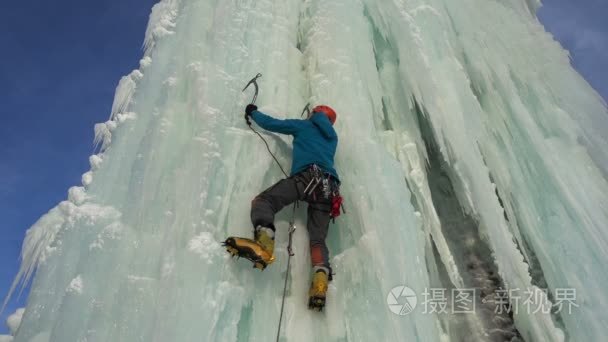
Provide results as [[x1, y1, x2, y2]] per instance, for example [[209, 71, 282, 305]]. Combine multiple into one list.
[[224, 103, 343, 311]]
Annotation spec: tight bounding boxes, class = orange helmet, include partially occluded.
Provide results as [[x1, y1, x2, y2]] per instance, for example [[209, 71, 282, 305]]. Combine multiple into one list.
[[312, 105, 337, 125]]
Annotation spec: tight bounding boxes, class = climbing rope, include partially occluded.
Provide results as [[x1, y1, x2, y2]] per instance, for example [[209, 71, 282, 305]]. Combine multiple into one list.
[[276, 210, 296, 342], [242, 73, 297, 342]]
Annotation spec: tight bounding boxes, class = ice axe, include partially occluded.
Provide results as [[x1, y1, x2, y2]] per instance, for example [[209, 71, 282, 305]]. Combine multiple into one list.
[[300, 102, 311, 119], [242, 73, 262, 126]]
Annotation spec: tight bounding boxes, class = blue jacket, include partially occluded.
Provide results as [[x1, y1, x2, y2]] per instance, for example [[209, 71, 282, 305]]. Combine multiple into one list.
[[251, 110, 340, 181]]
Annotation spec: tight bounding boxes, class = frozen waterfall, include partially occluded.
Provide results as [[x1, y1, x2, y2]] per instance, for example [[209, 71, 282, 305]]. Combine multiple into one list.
[[5, 0, 608, 341]]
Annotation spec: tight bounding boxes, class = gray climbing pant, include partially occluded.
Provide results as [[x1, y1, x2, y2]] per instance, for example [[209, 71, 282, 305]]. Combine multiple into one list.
[[250, 167, 337, 269]]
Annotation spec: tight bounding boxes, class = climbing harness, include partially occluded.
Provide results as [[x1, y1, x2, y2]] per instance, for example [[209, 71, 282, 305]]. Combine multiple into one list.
[[302, 164, 328, 200], [302, 164, 345, 220], [242, 73, 297, 342]]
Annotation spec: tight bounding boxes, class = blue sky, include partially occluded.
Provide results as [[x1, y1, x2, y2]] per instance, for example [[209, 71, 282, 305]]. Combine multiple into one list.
[[538, 0, 608, 100], [0, 0, 606, 334], [0, 0, 156, 331]]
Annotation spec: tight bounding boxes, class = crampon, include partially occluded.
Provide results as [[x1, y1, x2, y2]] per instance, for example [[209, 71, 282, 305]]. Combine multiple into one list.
[[223, 237, 274, 270], [308, 270, 329, 311], [308, 295, 326, 311]]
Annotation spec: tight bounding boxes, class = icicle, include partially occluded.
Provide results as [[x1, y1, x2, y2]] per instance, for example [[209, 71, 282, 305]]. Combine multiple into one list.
[[140, 56, 152, 69], [7, 308, 24, 335], [109, 71, 141, 121], [68, 186, 88, 205], [143, 0, 181, 56], [89, 155, 103, 171]]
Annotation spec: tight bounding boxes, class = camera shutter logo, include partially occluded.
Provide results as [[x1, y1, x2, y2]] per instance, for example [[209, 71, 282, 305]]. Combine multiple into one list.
[[387, 286, 417, 315]]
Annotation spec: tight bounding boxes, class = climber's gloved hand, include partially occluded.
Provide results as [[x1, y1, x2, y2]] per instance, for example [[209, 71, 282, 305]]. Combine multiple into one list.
[[245, 104, 258, 116], [244, 104, 257, 126]]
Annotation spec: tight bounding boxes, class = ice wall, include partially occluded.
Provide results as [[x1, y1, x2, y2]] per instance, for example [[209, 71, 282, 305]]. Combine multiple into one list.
[[6, 0, 608, 341]]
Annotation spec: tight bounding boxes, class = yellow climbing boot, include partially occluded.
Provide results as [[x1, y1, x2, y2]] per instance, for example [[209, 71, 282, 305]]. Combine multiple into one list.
[[223, 226, 275, 270], [308, 268, 329, 311], [254, 226, 275, 259]]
